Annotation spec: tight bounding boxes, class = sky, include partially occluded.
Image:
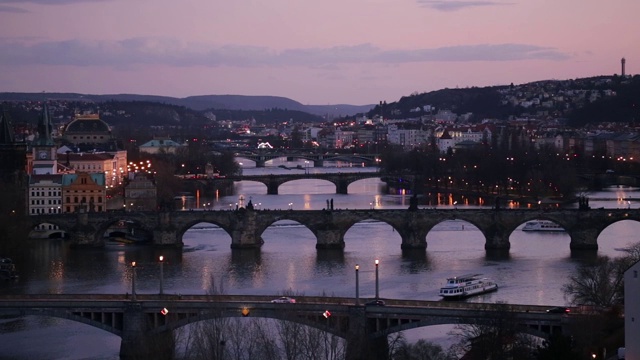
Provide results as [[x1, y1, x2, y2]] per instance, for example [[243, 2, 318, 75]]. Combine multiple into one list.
[[0, 0, 638, 105]]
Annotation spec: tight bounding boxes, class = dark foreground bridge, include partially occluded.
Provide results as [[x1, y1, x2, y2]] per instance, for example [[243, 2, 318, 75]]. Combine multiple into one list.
[[29, 208, 640, 251], [0, 294, 576, 360]]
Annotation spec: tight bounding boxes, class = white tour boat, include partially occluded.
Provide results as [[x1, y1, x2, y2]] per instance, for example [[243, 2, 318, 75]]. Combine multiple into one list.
[[438, 274, 498, 299], [522, 220, 565, 232]]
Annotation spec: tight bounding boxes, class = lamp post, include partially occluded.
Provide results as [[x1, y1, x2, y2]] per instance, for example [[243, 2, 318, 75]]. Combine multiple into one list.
[[355, 264, 360, 305], [159, 255, 164, 296], [131, 261, 137, 301], [375, 259, 379, 299]]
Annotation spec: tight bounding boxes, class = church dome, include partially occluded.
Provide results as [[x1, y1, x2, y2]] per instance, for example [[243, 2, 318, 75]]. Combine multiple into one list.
[[63, 114, 113, 145]]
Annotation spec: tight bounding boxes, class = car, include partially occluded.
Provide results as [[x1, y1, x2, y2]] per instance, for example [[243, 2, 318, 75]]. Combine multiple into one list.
[[365, 299, 385, 306], [271, 296, 296, 304], [546, 306, 570, 314]]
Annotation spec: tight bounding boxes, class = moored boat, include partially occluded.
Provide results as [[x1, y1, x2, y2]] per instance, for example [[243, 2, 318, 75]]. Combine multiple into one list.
[[522, 220, 565, 232], [438, 274, 498, 299]]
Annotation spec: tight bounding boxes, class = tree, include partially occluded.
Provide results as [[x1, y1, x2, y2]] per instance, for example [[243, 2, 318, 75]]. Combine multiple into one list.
[[392, 338, 453, 360], [562, 256, 626, 307], [449, 302, 537, 360], [534, 334, 581, 360]]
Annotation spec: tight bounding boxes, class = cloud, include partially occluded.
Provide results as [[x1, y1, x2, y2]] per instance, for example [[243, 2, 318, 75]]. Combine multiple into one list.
[[0, 38, 570, 69], [0, 4, 28, 11], [417, 0, 511, 11], [0, 0, 110, 4]]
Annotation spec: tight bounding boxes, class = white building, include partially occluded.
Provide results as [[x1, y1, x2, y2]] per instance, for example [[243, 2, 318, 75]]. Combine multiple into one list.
[[387, 124, 428, 150], [27, 174, 63, 215]]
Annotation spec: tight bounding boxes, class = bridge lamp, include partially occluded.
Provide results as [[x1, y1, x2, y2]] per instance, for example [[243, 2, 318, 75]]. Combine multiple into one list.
[[159, 255, 164, 296], [375, 259, 380, 299], [131, 261, 137, 301], [355, 264, 360, 305], [241, 307, 250, 317]]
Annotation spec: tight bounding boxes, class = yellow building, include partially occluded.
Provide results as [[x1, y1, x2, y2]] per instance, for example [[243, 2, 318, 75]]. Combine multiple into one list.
[[62, 172, 106, 213]]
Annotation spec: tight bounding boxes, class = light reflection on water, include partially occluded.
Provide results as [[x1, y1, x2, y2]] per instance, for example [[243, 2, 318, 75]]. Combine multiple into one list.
[[1, 169, 640, 359]]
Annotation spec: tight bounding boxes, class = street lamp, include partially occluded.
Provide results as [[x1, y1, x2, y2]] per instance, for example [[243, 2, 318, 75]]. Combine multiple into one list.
[[375, 259, 379, 299], [159, 255, 164, 296], [305, 160, 309, 174], [355, 264, 360, 305], [288, 202, 293, 210], [131, 261, 137, 301]]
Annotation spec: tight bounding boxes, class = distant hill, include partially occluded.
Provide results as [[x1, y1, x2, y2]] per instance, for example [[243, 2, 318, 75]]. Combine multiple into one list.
[[0, 92, 374, 118]]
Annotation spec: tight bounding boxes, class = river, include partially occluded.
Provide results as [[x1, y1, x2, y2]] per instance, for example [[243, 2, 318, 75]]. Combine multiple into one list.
[[1, 159, 638, 359]]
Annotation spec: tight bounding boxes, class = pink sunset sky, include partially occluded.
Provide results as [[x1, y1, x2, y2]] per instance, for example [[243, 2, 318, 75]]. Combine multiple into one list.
[[0, 0, 637, 105]]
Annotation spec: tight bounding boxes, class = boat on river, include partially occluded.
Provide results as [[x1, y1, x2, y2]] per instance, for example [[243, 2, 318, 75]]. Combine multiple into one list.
[[438, 274, 498, 299], [522, 220, 565, 232]]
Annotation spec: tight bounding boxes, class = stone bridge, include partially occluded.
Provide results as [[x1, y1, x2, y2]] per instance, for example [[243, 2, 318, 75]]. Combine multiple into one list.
[[0, 294, 576, 360], [234, 152, 379, 168], [222, 172, 388, 194], [28, 208, 640, 250]]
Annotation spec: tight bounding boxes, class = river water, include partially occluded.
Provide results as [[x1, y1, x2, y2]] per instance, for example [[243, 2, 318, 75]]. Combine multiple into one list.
[[1, 159, 639, 359]]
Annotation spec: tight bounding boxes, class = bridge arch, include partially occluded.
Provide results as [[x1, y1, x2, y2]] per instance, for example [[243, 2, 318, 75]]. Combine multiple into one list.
[[278, 178, 338, 195], [234, 180, 268, 194], [14, 310, 123, 336], [152, 310, 346, 338], [260, 219, 317, 246], [234, 157, 256, 167], [370, 317, 555, 341], [343, 219, 402, 250], [95, 217, 154, 244], [177, 220, 234, 245], [28, 219, 71, 239]]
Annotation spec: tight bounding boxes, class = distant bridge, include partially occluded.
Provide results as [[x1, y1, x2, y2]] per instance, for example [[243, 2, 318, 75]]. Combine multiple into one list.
[[218, 172, 387, 194], [28, 208, 640, 250], [0, 294, 577, 359], [234, 151, 380, 168]]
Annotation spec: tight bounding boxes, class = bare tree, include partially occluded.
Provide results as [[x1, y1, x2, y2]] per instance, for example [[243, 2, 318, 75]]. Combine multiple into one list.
[[562, 256, 626, 307], [448, 302, 537, 360], [391, 338, 453, 360]]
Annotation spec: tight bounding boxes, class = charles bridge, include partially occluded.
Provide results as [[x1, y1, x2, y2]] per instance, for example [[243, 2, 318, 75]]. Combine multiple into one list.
[[0, 293, 579, 359], [29, 207, 640, 250]]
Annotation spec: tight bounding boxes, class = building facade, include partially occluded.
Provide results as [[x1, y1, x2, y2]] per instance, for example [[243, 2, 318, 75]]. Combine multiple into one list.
[[124, 173, 157, 211], [27, 174, 63, 215], [62, 172, 106, 213]]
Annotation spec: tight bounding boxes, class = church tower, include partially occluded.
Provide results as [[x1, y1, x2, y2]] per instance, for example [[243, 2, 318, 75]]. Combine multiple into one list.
[[31, 102, 57, 174]]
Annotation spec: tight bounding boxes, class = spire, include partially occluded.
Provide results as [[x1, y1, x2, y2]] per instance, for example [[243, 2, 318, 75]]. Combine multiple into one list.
[[35, 101, 54, 146], [0, 108, 16, 145]]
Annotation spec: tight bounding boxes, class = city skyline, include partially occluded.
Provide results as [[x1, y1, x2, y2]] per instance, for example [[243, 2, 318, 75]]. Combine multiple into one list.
[[0, 0, 637, 105]]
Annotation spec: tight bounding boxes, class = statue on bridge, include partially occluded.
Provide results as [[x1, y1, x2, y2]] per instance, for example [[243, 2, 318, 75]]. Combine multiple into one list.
[[409, 194, 418, 211]]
